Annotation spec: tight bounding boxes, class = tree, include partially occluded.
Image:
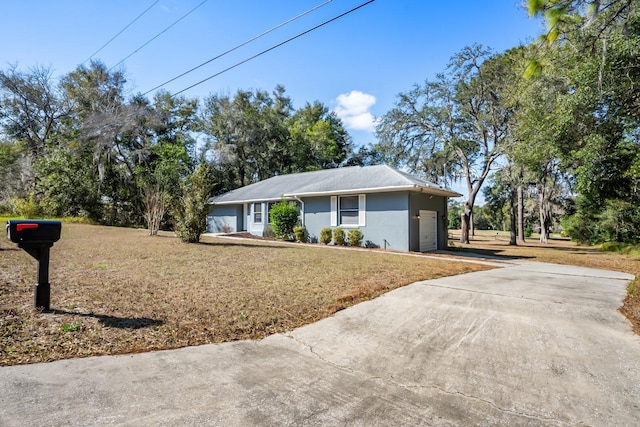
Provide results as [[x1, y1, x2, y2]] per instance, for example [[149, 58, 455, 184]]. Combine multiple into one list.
[[201, 86, 353, 195], [0, 140, 22, 204], [0, 65, 69, 197], [376, 45, 517, 244], [201, 87, 292, 188], [0, 65, 68, 158], [288, 101, 352, 171], [176, 163, 214, 243], [528, 0, 639, 43], [61, 62, 198, 227]]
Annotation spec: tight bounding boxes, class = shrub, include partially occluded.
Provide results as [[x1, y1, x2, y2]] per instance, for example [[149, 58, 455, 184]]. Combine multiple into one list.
[[263, 224, 276, 239], [333, 227, 346, 246], [175, 164, 211, 243], [293, 226, 307, 242], [12, 193, 42, 218], [269, 200, 299, 240], [319, 227, 332, 245], [347, 229, 364, 247]]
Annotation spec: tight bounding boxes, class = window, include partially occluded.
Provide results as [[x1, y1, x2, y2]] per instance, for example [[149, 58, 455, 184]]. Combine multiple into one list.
[[331, 195, 366, 227], [253, 203, 262, 223], [267, 202, 277, 224], [339, 196, 359, 225]]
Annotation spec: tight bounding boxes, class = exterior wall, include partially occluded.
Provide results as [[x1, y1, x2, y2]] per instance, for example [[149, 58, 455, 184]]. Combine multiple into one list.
[[248, 202, 266, 236], [408, 192, 448, 250], [209, 191, 451, 251], [207, 204, 243, 233], [303, 196, 331, 241], [303, 192, 410, 252]]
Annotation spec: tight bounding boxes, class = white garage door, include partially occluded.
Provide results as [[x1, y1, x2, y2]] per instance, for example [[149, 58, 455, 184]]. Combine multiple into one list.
[[419, 210, 437, 252]]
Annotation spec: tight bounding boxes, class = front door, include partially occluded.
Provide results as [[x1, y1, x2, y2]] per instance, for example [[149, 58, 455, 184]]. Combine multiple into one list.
[[419, 210, 437, 252]]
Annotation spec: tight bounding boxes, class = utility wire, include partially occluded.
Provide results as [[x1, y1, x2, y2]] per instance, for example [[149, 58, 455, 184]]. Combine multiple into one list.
[[83, 0, 160, 64], [29, 0, 374, 145], [171, 0, 375, 97], [142, 0, 333, 96], [109, 0, 209, 71]]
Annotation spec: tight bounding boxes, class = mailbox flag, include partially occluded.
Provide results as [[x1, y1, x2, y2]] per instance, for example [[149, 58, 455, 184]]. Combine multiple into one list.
[[16, 223, 39, 232]]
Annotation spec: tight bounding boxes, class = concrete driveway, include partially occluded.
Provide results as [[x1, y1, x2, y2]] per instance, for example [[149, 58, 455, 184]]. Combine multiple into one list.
[[0, 261, 638, 426]]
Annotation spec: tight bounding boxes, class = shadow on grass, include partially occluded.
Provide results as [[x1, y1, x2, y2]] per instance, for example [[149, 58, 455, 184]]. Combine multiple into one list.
[[51, 309, 163, 329], [151, 232, 294, 250], [445, 247, 534, 261], [197, 239, 294, 250]]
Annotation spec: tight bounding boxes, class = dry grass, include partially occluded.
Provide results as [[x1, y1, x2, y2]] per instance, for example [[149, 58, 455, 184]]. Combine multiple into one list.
[[1, 223, 489, 366], [448, 230, 640, 334]]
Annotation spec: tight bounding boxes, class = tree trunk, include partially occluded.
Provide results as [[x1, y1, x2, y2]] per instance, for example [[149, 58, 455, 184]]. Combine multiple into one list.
[[539, 186, 551, 243], [470, 211, 475, 237], [517, 184, 525, 242], [509, 187, 517, 245], [460, 209, 471, 244]]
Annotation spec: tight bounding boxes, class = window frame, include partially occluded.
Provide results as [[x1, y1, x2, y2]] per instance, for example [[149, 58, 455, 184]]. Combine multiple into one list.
[[331, 194, 366, 227], [253, 202, 263, 224]]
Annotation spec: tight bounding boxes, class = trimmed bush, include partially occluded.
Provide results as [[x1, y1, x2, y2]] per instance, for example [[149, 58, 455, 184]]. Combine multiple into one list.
[[269, 200, 299, 240], [319, 227, 332, 245], [347, 229, 364, 247], [333, 227, 346, 246], [293, 226, 307, 242]]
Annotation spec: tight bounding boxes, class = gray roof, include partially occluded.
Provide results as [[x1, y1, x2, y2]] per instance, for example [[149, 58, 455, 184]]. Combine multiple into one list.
[[208, 165, 462, 204]]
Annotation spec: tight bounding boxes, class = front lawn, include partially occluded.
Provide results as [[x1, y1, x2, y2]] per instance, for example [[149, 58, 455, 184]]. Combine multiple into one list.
[[0, 223, 489, 366]]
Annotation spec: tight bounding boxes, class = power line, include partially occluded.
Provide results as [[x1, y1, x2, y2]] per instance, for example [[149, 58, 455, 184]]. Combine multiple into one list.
[[171, 0, 375, 97], [83, 0, 160, 65], [109, 0, 209, 72], [142, 0, 334, 97], [28, 0, 374, 145]]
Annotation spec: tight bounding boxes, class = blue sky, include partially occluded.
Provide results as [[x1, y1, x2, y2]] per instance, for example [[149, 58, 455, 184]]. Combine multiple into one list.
[[3, 1, 544, 200]]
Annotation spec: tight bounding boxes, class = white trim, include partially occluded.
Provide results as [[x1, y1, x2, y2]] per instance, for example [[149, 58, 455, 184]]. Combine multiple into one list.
[[285, 185, 461, 198], [330, 196, 337, 227], [252, 202, 263, 224], [293, 196, 305, 226], [208, 185, 462, 205], [358, 194, 366, 226], [242, 203, 248, 231]]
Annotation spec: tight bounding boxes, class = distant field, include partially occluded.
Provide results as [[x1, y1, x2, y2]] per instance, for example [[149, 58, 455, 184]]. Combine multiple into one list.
[[0, 223, 489, 366]]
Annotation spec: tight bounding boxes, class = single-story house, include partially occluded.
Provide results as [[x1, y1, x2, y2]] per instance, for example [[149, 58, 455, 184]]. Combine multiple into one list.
[[206, 165, 461, 252]]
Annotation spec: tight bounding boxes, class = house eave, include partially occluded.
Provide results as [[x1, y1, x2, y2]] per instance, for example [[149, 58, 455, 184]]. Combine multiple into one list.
[[208, 185, 461, 205], [208, 196, 295, 205]]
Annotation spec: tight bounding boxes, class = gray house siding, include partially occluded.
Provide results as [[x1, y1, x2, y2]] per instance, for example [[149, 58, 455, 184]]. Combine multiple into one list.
[[303, 192, 411, 252], [303, 196, 331, 242], [408, 192, 448, 251], [362, 192, 410, 251], [207, 204, 243, 233]]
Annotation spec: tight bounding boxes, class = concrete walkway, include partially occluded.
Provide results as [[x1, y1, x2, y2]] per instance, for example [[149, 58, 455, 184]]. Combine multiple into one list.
[[1, 262, 638, 426]]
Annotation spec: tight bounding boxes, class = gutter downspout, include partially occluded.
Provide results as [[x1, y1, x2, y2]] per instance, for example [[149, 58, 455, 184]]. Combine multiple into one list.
[[293, 196, 305, 226]]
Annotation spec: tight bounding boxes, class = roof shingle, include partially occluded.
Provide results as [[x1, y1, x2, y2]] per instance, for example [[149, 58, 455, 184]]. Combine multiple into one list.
[[208, 165, 461, 204]]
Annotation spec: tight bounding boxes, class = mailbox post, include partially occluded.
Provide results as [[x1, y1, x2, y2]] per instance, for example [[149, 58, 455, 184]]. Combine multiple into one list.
[[6, 219, 62, 311]]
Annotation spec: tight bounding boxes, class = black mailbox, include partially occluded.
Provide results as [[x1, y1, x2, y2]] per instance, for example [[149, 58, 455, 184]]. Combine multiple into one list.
[[6, 219, 62, 311], [7, 220, 61, 244]]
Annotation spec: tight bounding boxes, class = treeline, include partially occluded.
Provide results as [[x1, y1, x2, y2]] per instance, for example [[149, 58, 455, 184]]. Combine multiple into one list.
[[373, 1, 640, 245], [0, 61, 367, 234], [2, 1, 639, 246]]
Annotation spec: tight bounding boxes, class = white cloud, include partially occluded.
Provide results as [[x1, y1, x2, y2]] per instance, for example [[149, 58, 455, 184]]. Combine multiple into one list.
[[334, 90, 377, 132]]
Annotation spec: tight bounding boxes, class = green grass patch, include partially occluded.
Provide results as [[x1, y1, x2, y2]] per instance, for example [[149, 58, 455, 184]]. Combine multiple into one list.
[[600, 241, 640, 258]]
